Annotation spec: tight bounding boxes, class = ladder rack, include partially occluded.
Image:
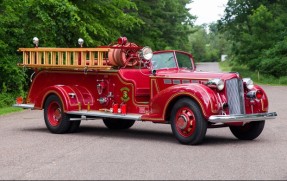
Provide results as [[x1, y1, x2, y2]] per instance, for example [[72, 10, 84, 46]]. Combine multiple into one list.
[[18, 47, 112, 70]]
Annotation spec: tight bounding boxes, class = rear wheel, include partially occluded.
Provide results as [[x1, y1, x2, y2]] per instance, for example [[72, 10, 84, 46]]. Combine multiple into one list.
[[170, 98, 207, 145], [229, 121, 265, 140], [44, 95, 71, 134], [103, 118, 135, 130]]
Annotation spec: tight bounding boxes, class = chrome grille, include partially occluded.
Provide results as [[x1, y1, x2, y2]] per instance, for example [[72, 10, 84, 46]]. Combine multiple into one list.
[[226, 78, 245, 115]]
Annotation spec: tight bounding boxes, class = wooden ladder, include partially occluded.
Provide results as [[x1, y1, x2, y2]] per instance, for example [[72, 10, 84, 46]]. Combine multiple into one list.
[[18, 47, 112, 70]]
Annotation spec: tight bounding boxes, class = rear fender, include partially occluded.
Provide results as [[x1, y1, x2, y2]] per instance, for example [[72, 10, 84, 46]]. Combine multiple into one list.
[[34, 85, 94, 112], [143, 84, 220, 122]]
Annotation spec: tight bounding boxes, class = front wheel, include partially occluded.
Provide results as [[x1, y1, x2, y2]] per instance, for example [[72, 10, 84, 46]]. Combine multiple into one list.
[[170, 98, 207, 145], [229, 121, 265, 140], [103, 118, 135, 130], [69, 120, 81, 133], [44, 95, 71, 134]]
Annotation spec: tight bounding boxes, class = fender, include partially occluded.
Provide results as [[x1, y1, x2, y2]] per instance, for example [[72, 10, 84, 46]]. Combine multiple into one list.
[[34, 85, 94, 112], [245, 85, 269, 113], [141, 83, 220, 122]]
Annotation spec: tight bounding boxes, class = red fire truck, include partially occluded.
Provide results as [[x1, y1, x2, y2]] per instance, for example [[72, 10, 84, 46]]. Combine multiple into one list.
[[14, 37, 277, 145]]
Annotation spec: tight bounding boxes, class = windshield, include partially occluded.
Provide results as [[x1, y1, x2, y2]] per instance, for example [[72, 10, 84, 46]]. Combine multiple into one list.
[[151, 52, 176, 70], [176, 52, 193, 70], [151, 52, 193, 70]]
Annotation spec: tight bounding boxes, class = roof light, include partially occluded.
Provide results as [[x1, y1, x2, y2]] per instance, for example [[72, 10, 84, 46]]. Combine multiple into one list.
[[33, 37, 39, 47], [78, 38, 84, 47], [117, 37, 127, 45]]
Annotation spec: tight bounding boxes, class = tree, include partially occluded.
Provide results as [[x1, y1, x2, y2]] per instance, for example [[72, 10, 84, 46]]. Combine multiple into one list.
[[69, 0, 142, 46], [124, 0, 195, 51], [219, 0, 287, 77], [188, 26, 208, 61], [187, 23, 229, 62]]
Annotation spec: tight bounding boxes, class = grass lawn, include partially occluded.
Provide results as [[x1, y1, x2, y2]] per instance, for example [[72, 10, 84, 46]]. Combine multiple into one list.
[[0, 107, 23, 116], [219, 61, 287, 86]]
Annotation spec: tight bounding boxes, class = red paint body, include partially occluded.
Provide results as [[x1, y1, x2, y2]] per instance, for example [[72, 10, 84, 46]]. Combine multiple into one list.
[[26, 50, 269, 126]]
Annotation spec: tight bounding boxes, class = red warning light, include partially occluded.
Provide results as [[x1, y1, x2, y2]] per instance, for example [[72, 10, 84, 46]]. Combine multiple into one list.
[[16, 97, 23, 104]]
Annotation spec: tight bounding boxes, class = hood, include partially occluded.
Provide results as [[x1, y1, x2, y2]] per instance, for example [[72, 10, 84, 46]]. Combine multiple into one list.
[[155, 69, 239, 81]]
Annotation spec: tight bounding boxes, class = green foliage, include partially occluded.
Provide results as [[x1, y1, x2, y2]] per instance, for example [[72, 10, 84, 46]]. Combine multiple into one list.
[[70, 0, 143, 46], [0, 55, 26, 94], [219, 61, 232, 72], [0, 92, 14, 108], [219, 60, 287, 86], [188, 26, 207, 61], [0, 55, 26, 108], [256, 36, 287, 77], [188, 24, 230, 62], [0, 0, 142, 48], [124, 0, 195, 51], [220, 0, 287, 78]]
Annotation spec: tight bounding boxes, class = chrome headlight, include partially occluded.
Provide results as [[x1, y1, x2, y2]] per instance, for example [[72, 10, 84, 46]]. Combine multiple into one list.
[[207, 78, 225, 91], [243, 78, 254, 90], [140, 46, 153, 60]]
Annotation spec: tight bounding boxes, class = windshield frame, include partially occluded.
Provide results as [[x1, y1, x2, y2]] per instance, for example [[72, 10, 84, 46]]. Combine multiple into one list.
[[151, 50, 195, 71]]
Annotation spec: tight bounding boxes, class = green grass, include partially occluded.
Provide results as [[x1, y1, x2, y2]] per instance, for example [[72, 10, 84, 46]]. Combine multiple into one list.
[[0, 107, 23, 115], [219, 61, 232, 72], [219, 61, 287, 86]]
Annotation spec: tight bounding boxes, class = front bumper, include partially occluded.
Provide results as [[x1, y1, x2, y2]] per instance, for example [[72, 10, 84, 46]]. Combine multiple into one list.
[[208, 112, 277, 123]]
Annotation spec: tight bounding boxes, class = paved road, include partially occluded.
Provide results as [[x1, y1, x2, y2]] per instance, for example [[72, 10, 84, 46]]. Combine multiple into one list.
[[196, 62, 223, 72], [1, 63, 286, 180]]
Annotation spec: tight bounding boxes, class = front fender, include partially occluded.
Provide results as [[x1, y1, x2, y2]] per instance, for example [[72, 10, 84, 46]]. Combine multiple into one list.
[[34, 85, 94, 112], [142, 83, 220, 122], [245, 85, 269, 113]]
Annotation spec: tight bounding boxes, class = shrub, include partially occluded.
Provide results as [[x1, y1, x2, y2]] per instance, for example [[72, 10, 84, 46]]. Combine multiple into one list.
[[0, 93, 14, 108]]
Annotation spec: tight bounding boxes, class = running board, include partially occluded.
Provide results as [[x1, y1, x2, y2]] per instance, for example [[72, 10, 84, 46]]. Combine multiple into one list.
[[67, 110, 142, 121]]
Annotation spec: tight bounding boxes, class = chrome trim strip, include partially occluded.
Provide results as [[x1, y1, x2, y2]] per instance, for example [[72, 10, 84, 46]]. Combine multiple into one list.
[[208, 112, 277, 123], [12, 104, 35, 109], [173, 79, 181, 84], [182, 80, 190, 84], [164, 79, 172, 84], [67, 110, 142, 120]]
